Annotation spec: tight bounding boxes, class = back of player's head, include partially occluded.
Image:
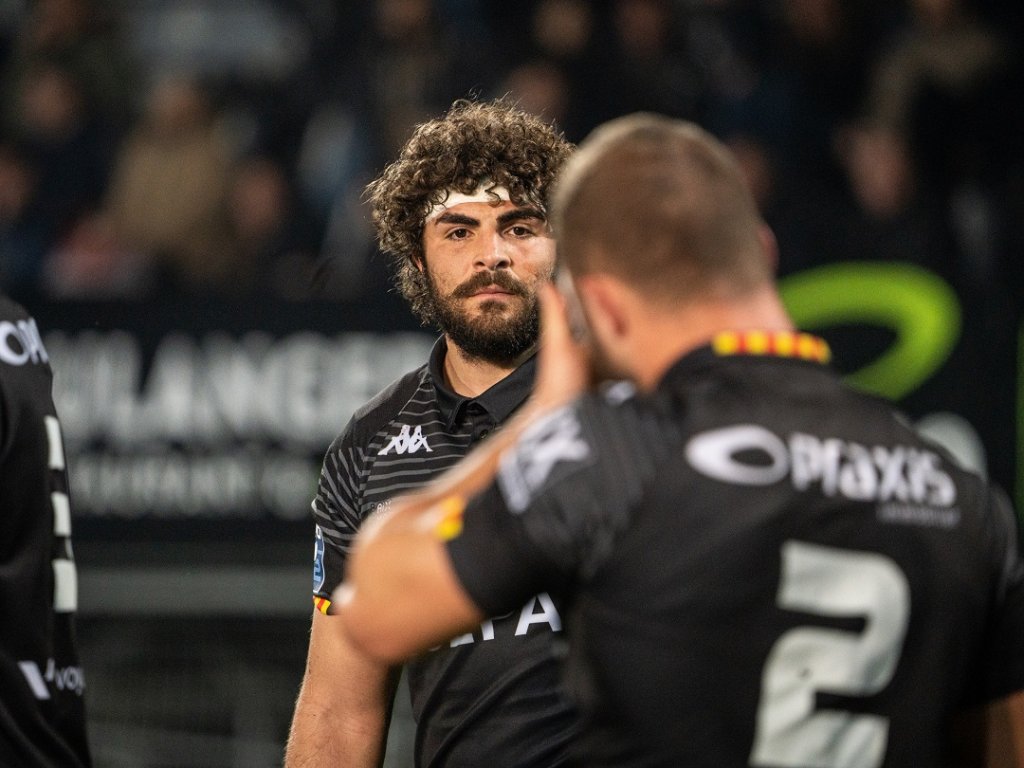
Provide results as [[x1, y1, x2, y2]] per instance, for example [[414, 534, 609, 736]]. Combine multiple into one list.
[[366, 98, 573, 318], [551, 113, 770, 304]]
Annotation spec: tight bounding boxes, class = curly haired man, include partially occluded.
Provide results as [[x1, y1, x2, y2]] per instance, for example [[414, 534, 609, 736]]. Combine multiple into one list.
[[285, 99, 578, 768]]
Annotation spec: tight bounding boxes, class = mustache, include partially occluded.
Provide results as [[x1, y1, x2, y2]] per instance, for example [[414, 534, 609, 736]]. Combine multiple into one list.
[[451, 270, 530, 299]]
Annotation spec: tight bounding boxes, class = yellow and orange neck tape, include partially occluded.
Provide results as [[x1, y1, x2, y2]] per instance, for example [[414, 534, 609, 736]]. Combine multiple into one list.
[[711, 330, 831, 364]]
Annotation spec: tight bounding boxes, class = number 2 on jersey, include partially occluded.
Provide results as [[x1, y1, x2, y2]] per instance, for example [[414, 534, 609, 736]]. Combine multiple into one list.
[[750, 541, 910, 768]]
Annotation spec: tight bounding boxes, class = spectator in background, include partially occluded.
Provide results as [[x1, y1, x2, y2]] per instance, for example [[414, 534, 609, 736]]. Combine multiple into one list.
[[598, 0, 702, 122], [356, 0, 490, 158], [498, 60, 572, 137], [862, 0, 1017, 297], [295, 0, 499, 302], [836, 120, 952, 274], [2, 59, 111, 295], [2, 0, 136, 135], [517, 0, 601, 139], [767, 0, 882, 180], [0, 143, 51, 296], [103, 75, 235, 295], [723, 130, 849, 278], [40, 210, 147, 299], [865, 0, 1008, 138], [221, 154, 319, 299]]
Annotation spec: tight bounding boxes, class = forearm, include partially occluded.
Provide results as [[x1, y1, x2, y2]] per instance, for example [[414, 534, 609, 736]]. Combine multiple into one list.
[[286, 612, 398, 767], [285, 695, 388, 768]]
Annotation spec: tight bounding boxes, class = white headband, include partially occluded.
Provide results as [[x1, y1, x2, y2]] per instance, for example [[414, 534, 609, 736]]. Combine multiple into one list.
[[425, 184, 512, 222]]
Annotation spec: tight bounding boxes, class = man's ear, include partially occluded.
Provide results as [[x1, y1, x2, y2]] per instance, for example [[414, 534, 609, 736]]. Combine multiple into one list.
[[576, 273, 629, 341], [411, 253, 425, 273]]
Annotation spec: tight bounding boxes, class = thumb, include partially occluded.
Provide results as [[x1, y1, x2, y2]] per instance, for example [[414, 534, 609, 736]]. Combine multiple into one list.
[[539, 282, 571, 351]]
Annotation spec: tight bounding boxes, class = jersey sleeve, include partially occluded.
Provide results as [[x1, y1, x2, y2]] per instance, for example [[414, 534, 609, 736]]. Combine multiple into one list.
[[977, 485, 1024, 700], [310, 418, 366, 610], [447, 396, 677, 617]]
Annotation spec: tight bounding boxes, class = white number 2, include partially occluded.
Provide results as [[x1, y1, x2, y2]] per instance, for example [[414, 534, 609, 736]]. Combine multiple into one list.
[[750, 541, 910, 768]]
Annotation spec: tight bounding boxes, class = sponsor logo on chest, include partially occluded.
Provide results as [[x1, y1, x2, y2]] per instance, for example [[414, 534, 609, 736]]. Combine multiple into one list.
[[378, 424, 433, 455]]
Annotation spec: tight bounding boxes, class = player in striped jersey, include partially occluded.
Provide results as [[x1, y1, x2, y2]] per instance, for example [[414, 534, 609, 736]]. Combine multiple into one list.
[[285, 99, 578, 768]]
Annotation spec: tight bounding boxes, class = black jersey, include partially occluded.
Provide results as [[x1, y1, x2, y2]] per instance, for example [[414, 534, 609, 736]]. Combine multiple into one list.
[[312, 337, 579, 767], [0, 296, 91, 768], [447, 331, 1024, 768]]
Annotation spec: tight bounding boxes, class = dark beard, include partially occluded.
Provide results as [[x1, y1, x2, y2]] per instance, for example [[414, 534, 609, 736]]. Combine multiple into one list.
[[424, 269, 540, 366]]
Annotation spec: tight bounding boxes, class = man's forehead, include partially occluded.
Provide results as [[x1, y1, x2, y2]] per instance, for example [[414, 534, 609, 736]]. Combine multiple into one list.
[[424, 183, 543, 223], [428, 199, 543, 226]]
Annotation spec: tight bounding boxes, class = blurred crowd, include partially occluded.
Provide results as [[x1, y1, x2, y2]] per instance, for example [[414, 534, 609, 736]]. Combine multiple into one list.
[[0, 0, 1022, 305]]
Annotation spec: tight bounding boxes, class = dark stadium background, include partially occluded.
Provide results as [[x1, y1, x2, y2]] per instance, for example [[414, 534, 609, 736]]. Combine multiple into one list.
[[2, 0, 1022, 765]]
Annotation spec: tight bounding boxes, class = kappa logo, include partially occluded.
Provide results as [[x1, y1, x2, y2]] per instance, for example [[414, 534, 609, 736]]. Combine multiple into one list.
[[379, 424, 433, 455]]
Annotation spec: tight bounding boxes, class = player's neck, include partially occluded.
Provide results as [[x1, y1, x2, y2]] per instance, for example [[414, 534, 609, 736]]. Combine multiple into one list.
[[442, 339, 534, 398], [632, 286, 794, 392]]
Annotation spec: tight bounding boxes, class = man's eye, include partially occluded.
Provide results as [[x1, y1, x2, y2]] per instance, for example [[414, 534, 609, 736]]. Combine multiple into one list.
[[448, 228, 470, 239], [508, 225, 533, 237]]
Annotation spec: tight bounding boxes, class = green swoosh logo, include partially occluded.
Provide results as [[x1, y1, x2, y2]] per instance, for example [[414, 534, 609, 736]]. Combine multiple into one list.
[[779, 262, 961, 400]]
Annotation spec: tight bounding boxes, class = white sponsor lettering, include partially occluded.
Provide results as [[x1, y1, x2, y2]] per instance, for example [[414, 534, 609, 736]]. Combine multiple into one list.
[[68, 449, 317, 520], [18, 659, 85, 699], [686, 425, 958, 507], [0, 318, 48, 365], [515, 593, 562, 635], [791, 433, 956, 506], [45, 658, 86, 695], [445, 593, 562, 647], [44, 330, 431, 449], [38, 329, 430, 519]]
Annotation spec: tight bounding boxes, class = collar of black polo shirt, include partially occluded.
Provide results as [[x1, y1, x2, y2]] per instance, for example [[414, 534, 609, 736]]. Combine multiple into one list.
[[427, 336, 539, 432]]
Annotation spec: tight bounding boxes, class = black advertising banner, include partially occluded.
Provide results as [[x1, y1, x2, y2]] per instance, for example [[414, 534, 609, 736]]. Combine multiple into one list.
[[24, 264, 1023, 546], [30, 298, 432, 543]]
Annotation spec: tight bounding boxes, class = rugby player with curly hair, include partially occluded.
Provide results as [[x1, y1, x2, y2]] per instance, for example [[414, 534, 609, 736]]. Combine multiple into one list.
[[285, 98, 578, 768]]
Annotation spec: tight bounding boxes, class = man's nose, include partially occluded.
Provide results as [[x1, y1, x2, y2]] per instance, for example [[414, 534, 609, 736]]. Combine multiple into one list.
[[475, 232, 512, 270]]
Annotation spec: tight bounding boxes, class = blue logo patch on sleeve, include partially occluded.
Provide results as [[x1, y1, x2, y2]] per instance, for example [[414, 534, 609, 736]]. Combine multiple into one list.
[[313, 525, 326, 593]]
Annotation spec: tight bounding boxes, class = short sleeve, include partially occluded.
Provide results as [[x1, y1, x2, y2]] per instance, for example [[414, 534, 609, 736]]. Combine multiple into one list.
[[310, 420, 366, 604], [447, 398, 678, 616]]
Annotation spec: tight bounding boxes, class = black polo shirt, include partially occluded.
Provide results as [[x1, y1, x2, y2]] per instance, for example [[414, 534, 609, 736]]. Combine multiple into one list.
[[312, 336, 579, 768], [0, 295, 91, 768], [448, 331, 1024, 767]]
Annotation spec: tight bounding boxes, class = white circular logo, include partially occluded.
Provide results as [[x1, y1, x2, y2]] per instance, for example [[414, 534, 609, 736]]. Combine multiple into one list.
[[685, 425, 789, 485], [0, 321, 30, 365]]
